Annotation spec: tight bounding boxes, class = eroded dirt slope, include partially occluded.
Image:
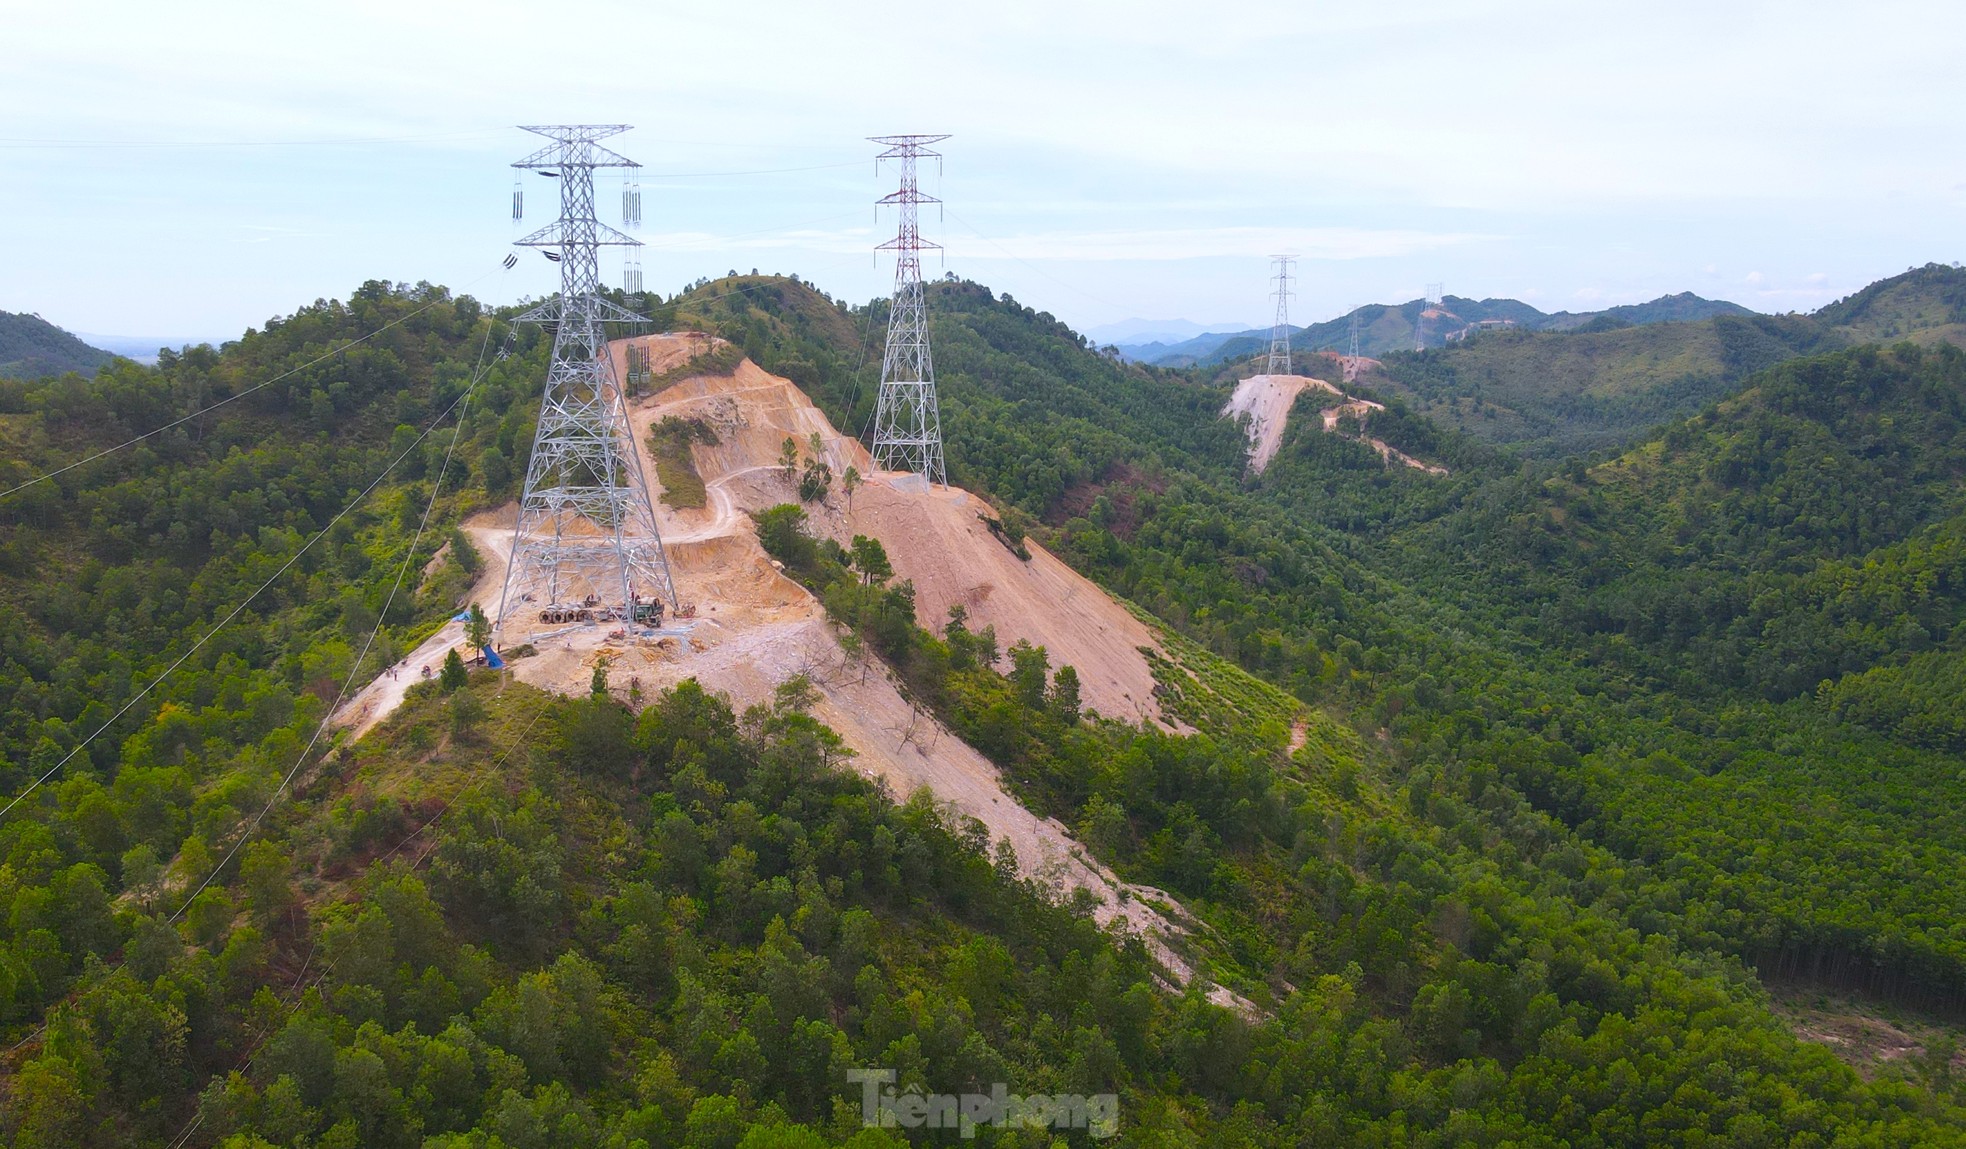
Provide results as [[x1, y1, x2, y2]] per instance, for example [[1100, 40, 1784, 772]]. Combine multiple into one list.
[[1223, 373, 1343, 473], [1226, 371, 1447, 475], [339, 334, 1237, 1002]]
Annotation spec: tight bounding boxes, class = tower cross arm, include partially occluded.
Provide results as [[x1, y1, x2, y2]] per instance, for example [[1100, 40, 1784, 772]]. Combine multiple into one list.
[[513, 297, 649, 328], [497, 122, 676, 642], [514, 221, 644, 249], [512, 141, 641, 170], [868, 132, 952, 152]]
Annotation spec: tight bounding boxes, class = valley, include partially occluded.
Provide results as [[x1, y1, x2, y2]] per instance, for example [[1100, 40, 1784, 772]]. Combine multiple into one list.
[[3, 268, 1966, 1145]]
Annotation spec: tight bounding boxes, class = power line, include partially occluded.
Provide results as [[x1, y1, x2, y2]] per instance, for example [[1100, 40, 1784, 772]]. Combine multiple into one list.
[[0, 128, 510, 150], [161, 700, 552, 1149], [0, 261, 509, 502], [0, 356, 493, 825], [169, 323, 513, 923], [940, 207, 1131, 316], [5, 322, 515, 1072]]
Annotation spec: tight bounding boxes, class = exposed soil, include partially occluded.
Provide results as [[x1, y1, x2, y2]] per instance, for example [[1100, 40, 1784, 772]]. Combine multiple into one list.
[[1226, 373, 1448, 476], [333, 334, 1244, 1006], [332, 505, 517, 740], [1222, 373, 1343, 473], [1321, 398, 1448, 474], [1770, 983, 1966, 1081]]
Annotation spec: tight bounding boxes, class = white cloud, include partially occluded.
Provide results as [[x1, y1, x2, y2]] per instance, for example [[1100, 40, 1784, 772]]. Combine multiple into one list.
[[3, 0, 1962, 332]]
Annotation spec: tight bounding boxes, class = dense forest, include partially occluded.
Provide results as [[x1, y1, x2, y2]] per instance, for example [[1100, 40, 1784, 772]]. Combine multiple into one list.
[[0, 311, 114, 381], [1300, 263, 1966, 458], [1, 271, 1965, 1145]]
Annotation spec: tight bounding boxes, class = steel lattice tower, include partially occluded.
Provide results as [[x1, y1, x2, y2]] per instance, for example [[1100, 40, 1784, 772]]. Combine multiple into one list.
[[869, 134, 951, 488], [1346, 309, 1362, 383], [1267, 254, 1295, 375], [495, 124, 676, 642]]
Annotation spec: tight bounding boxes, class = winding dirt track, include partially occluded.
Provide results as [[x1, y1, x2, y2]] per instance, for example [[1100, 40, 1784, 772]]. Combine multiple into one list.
[[335, 334, 1249, 1008], [1222, 373, 1342, 473], [1226, 372, 1448, 476]]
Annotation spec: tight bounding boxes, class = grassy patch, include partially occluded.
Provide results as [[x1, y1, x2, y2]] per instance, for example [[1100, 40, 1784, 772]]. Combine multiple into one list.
[[647, 415, 719, 510]]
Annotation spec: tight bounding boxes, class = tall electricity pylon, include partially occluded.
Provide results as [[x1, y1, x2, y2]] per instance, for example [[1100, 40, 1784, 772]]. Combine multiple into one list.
[[1345, 309, 1363, 384], [1267, 255, 1295, 375], [869, 133, 951, 488], [496, 124, 676, 643], [1417, 282, 1444, 351]]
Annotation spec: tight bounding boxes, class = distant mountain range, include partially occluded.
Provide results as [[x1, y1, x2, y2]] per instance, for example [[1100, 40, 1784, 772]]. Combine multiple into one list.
[[1343, 263, 1966, 458], [0, 311, 116, 379], [1083, 317, 1253, 347], [1115, 291, 1758, 367]]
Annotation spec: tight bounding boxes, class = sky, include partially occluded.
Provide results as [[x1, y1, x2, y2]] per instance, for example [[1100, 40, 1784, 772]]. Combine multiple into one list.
[[1, 0, 1962, 345]]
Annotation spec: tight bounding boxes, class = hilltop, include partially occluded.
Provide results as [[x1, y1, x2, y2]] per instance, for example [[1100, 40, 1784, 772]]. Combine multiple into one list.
[[3, 274, 1966, 1144], [1137, 267, 1966, 459], [1815, 261, 1966, 346], [1370, 311, 1834, 456], [1536, 290, 1758, 332], [0, 310, 115, 379], [1342, 265, 1966, 456], [1119, 290, 1754, 366]]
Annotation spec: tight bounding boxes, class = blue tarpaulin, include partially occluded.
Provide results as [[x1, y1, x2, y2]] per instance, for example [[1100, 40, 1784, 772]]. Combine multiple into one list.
[[482, 647, 506, 670]]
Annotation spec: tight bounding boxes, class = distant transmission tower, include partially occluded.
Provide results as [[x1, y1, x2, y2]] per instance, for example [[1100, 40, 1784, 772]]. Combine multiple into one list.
[[869, 133, 951, 488], [1345, 309, 1362, 384], [496, 124, 676, 642], [1267, 254, 1295, 375], [1417, 283, 1444, 351]]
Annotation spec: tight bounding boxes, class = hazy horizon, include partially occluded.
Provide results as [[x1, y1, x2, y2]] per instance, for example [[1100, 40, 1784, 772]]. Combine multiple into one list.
[[4, 0, 1960, 341]]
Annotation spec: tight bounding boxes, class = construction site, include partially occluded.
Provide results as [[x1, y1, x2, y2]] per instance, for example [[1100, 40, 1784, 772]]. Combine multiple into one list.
[[325, 126, 1259, 1002], [320, 127, 1446, 1003], [1222, 255, 1446, 476]]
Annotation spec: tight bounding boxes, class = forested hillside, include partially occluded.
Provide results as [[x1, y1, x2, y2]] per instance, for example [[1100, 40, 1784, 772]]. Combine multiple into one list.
[[1166, 265, 1966, 460], [1815, 262, 1966, 347], [2, 274, 1966, 1146], [681, 277, 1966, 1096], [0, 312, 115, 380], [1535, 292, 1757, 333], [1372, 313, 1835, 457], [1124, 292, 1755, 368]]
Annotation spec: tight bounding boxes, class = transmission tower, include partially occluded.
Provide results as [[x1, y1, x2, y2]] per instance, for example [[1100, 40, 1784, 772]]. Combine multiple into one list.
[[495, 124, 676, 643], [1345, 309, 1362, 384], [1416, 283, 1444, 352], [869, 133, 951, 488], [1267, 255, 1295, 375]]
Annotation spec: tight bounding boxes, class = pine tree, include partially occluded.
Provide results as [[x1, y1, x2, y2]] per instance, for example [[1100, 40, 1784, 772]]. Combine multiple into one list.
[[465, 602, 492, 655], [1049, 664, 1082, 724], [440, 648, 468, 693]]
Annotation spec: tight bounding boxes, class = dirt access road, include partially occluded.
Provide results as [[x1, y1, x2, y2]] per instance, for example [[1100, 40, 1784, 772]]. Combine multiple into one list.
[[332, 509, 518, 740], [1225, 371, 1447, 476], [337, 334, 1244, 1005]]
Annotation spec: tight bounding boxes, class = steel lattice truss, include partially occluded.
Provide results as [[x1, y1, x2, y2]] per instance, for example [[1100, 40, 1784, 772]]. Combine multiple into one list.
[[1268, 254, 1295, 376], [869, 133, 951, 488], [1346, 310, 1362, 383], [495, 125, 676, 642]]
